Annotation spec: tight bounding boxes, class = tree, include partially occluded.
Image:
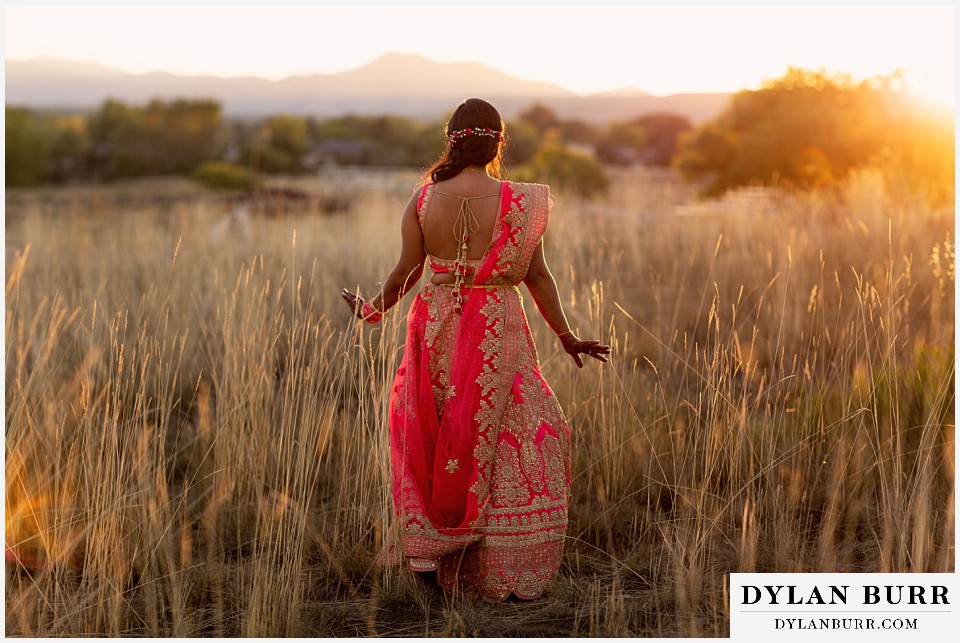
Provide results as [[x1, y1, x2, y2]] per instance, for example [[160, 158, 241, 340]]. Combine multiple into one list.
[[673, 67, 952, 199], [87, 99, 150, 178], [595, 120, 646, 166], [503, 119, 540, 167], [518, 133, 609, 197], [673, 123, 738, 184], [634, 113, 692, 166], [6, 107, 52, 186], [147, 99, 222, 174], [558, 118, 601, 146], [47, 115, 90, 182], [255, 114, 309, 173], [87, 98, 222, 179], [310, 114, 444, 168], [518, 103, 561, 136]]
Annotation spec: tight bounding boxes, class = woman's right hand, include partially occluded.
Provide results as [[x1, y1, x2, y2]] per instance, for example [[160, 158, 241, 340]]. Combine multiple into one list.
[[340, 288, 367, 320], [560, 333, 610, 368]]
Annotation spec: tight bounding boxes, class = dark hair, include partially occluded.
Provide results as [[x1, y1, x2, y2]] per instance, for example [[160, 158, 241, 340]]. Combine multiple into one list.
[[423, 98, 506, 184]]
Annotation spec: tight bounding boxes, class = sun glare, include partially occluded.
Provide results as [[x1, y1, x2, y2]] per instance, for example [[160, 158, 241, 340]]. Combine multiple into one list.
[[903, 68, 956, 109]]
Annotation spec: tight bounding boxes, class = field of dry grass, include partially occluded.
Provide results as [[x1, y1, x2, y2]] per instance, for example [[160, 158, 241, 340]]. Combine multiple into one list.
[[4, 167, 954, 636]]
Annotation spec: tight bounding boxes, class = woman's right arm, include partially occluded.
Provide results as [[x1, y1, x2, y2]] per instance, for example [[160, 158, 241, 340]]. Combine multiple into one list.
[[341, 189, 426, 320], [523, 240, 610, 368]]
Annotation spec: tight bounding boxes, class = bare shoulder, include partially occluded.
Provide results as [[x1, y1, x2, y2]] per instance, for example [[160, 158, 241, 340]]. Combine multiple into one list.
[[401, 187, 422, 220]]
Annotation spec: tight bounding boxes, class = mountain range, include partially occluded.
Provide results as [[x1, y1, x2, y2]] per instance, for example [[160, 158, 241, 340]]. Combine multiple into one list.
[[6, 53, 731, 124]]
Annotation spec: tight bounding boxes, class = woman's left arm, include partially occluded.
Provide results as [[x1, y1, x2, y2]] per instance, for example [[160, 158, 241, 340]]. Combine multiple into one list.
[[341, 190, 426, 320], [523, 239, 610, 367]]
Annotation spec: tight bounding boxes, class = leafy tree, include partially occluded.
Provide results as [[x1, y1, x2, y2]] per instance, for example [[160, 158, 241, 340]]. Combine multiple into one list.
[[518, 133, 609, 197], [147, 99, 222, 174], [254, 115, 309, 173], [674, 67, 952, 199], [514, 105, 600, 157], [558, 118, 601, 145], [87, 99, 149, 178], [503, 119, 540, 167], [47, 115, 90, 182], [518, 103, 561, 136], [403, 118, 448, 168], [310, 114, 445, 168], [6, 107, 52, 186], [87, 98, 222, 179], [365, 115, 434, 166], [595, 120, 647, 166], [673, 123, 737, 182], [634, 113, 692, 166]]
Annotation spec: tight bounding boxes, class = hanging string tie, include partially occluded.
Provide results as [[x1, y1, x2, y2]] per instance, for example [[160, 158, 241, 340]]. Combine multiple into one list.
[[451, 197, 481, 315]]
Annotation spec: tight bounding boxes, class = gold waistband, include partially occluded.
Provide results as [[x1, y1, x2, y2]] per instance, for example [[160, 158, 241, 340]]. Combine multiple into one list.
[[433, 283, 518, 290]]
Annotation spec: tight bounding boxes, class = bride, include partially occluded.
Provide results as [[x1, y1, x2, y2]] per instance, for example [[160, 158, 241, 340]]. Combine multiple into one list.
[[341, 97, 608, 601]]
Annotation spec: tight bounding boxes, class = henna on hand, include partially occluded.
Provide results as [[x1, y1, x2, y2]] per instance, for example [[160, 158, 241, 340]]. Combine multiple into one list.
[[340, 288, 366, 320], [559, 332, 611, 368]]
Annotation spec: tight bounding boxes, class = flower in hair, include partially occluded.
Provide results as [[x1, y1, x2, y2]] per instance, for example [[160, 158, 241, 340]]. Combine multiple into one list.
[[447, 127, 503, 145]]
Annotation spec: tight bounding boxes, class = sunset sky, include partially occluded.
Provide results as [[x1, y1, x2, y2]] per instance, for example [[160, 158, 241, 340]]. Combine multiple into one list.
[[4, 2, 956, 106]]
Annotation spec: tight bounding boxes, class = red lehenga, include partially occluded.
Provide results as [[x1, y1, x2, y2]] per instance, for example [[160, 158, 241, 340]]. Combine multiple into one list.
[[386, 180, 570, 602]]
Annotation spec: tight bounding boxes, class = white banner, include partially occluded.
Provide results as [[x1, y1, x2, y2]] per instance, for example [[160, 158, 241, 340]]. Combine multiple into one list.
[[730, 573, 958, 641]]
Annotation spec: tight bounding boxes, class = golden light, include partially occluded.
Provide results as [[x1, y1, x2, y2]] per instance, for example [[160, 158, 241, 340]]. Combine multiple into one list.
[[903, 68, 956, 108]]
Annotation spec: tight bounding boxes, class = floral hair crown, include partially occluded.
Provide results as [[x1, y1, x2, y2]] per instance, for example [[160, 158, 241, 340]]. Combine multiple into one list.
[[447, 127, 503, 145]]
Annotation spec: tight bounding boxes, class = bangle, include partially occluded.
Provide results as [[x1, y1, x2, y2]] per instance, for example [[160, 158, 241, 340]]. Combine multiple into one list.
[[361, 301, 383, 323], [558, 329, 575, 339]]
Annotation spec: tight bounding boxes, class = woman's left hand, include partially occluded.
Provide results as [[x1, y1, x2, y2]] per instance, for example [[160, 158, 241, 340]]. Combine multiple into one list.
[[341, 288, 367, 319], [560, 334, 611, 368]]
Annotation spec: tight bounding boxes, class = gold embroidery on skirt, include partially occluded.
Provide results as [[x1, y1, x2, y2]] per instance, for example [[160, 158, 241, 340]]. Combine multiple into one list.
[[391, 183, 569, 602]]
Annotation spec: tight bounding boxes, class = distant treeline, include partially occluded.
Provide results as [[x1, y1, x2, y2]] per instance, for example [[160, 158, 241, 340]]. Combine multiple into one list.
[[6, 68, 954, 203], [4, 96, 688, 197]]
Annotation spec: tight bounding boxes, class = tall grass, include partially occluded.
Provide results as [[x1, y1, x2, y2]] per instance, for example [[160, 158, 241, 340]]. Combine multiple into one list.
[[5, 169, 954, 636]]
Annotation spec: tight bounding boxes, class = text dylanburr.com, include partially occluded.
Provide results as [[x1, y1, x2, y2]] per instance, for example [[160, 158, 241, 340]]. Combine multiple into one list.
[[730, 573, 958, 640]]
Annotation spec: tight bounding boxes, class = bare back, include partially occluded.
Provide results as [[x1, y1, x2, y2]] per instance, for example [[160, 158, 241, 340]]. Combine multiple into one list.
[[419, 172, 504, 285]]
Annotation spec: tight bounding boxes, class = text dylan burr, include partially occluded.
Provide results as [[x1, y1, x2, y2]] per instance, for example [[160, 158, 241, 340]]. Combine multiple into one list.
[[741, 585, 949, 606]]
